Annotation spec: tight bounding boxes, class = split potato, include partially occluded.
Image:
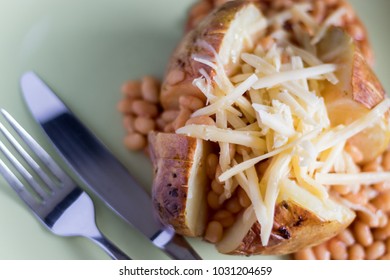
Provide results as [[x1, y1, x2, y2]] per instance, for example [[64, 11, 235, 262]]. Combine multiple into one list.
[[149, 0, 388, 256]]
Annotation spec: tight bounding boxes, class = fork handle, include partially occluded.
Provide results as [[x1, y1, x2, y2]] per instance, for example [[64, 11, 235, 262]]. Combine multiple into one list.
[[90, 235, 131, 260]]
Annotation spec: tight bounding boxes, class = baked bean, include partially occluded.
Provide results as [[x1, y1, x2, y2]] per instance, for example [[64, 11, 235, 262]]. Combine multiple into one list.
[[379, 253, 390, 260], [186, 115, 216, 126], [134, 116, 155, 134], [155, 117, 166, 131], [386, 238, 390, 252], [343, 190, 368, 205], [313, 243, 331, 260], [237, 187, 251, 208], [371, 191, 390, 213], [211, 179, 224, 195], [173, 108, 192, 131], [328, 239, 348, 260], [382, 151, 390, 171], [131, 100, 158, 117], [206, 153, 219, 180], [373, 222, 390, 241], [365, 241, 386, 260], [362, 159, 383, 172], [333, 184, 352, 195], [377, 212, 388, 228], [161, 110, 180, 123], [141, 76, 160, 104], [179, 95, 205, 112], [121, 80, 142, 98], [165, 69, 185, 85], [163, 123, 175, 133], [353, 221, 373, 247], [357, 207, 380, 228], [337, 229, 355, 246], [348, 244, 365, 260], [207, 191, 221, 210], [117, 98, 135, 114], [294, 248, 316, 260], [345, 143, 363, 163], [124, 133, 146, 151], [373, 181, 390, 192], [122, 115, 135, 133], [204, 221, 223, 243], [213, 210, 235, 228], [225, 196, 242, 214]]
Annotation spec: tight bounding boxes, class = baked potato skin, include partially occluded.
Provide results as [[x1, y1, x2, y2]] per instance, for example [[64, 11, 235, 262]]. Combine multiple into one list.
[[231, 200, 354, 255], [148, 132, 211, 237], [160, 0, 258, 110]]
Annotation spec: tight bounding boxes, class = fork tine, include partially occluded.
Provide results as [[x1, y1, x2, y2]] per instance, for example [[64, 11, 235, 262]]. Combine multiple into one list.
[[0, 121, 54, 191], [0, 139, 48, 200], [0, 155, 41, 209], [1, 109, 69, 183]]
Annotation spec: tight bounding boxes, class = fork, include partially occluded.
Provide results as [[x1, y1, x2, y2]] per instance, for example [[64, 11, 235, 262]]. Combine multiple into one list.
[[0, 109, 130, 260]]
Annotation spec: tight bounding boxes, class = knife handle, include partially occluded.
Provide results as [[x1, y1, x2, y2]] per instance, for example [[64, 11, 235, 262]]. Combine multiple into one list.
[[91, 235, 131, 260], [152, 228, 201, 260], [163, 234, 202, 260]]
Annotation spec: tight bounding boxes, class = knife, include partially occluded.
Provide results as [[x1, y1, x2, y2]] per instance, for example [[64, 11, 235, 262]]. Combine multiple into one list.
[[21, 71, 201, 260]]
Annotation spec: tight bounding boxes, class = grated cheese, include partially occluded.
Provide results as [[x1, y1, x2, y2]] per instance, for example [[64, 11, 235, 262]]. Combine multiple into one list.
[[252, 64, 337, 90], [191, 74, 258, 117], [186, 9, 390, 248], [176, 124, 266, 151]]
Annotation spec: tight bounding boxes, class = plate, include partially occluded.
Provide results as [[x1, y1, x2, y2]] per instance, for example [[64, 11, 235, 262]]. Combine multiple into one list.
[[0, 0, 389, 260]]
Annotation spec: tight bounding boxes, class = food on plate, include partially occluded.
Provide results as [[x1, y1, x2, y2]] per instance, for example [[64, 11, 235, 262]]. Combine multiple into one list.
[[148, 132, 211, 236], [118, 0, 390, 257]]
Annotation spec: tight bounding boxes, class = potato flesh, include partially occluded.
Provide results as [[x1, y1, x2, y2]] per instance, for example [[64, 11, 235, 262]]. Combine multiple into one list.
[[186, 138, 209, 236], [320, 28, 389, 163]]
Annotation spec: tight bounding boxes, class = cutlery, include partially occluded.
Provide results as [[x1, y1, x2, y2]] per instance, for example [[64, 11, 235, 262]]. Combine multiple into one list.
[[21, 71, 201, 260], [0, 109, 130, 260]]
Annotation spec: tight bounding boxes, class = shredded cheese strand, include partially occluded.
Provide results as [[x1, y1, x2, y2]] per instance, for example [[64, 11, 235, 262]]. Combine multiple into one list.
[[176, 124, 266, 150], [191, 74, 258, 117], [218, 128, 320, 182]]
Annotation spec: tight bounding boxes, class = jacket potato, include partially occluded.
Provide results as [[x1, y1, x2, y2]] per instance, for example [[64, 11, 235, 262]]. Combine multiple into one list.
[[148, 0, 389, 255]]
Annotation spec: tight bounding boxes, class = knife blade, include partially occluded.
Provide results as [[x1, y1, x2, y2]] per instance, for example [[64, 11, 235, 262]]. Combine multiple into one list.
[[21, 71, 201, 260]]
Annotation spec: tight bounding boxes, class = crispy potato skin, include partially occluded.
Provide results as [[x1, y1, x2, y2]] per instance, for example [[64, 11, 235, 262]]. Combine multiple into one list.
[[148, 132, 210, 237], [231, 200, 355, 255], [160, 0, 256, 110], [351, 49, 385, 109]]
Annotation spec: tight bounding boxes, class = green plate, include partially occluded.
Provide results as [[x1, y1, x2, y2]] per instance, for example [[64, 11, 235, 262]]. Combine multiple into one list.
[[0, 0, 389, 260]]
